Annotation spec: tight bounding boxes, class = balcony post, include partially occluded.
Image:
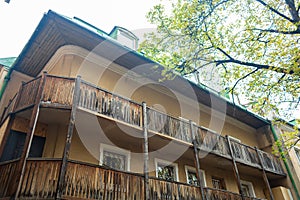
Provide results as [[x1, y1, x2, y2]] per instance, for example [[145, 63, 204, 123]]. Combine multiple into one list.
[[255, 147, 274, 200], [190, 121, 206, 200], [142, 102, 149, 200], [14, 72, 47, 199], [56, 75, 81, 199], [226, 135, 245, 200]]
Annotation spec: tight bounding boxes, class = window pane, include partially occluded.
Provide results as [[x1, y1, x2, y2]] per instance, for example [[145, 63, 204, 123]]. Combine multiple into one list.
[[187, 171, 199, 185], [212, 177, 226, 190], [157, 163, 176, 181], [241, 184, 251, 196], [103, 150, 126, 170]]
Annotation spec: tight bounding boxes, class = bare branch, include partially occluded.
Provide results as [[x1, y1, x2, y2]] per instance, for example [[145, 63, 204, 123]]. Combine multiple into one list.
[[249, 28, 300, 35], [254, 0, 295, 23], [230, 69, 259, 104]]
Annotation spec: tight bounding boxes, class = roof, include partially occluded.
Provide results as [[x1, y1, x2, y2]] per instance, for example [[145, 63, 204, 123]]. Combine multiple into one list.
[[11, 10, 270, 129], [0, 57, 16, 69]]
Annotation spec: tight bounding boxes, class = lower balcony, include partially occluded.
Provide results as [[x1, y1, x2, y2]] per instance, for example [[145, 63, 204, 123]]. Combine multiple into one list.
[[0, 158, 263, 200]]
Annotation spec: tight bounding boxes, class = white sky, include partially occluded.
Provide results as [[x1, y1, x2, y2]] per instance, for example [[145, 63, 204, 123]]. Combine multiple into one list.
[[0, 0, 161, 58]]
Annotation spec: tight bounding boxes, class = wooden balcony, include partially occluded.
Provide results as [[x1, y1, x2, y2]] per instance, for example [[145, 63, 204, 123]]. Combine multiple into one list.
[[0, 158, 264, 200], [0, 74, 285, 176]]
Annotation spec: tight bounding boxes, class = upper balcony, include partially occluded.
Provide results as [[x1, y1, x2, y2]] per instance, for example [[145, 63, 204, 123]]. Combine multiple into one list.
[[0, 74, 285, 177]]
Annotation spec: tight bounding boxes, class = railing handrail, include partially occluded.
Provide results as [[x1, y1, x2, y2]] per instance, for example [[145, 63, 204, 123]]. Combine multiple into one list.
[[0, 74, 285, 176], [80, 78, 142, 107]]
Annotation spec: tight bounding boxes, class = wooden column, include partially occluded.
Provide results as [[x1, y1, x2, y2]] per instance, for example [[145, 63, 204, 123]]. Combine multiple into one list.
[[56, 75, 81, 199], [14, 72, 47, 199], [226, 135, 245, 200], [190, 120, 206, 200], [142, 102, 149, 200], [255, 147, 274, 200]]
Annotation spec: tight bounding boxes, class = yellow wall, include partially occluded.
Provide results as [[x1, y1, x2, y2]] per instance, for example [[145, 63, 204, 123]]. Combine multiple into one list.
[[0, 45, 275, 199], [0, 71, 32, 115], [271, 186, 293, 200], [43, 49, 262, 148]]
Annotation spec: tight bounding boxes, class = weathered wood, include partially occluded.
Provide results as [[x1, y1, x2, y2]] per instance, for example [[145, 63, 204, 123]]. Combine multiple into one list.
[[14, 72, 47, 199], [56, 76, 81, 199], [147, 107, 192, 142], [226, 135, 245, 200], [258, 150, 284, 174], [15, 78, 42, 112], [255, 147, 274, 200], [142, 102, 149, 200], [204, 187, 244, 200], [190, 121, 206, 200], [18, 159, 61, 199], [42, 76, 75, 106], [231, 140, 260, 168], [149, 177, 201, 199], [63, 161, 145, 199], [0, 159, 19, 198], [78, 81, 142, 127]]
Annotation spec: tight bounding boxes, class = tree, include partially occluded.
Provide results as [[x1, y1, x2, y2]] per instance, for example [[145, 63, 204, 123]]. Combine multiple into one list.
[[138, 0, 300, 148]]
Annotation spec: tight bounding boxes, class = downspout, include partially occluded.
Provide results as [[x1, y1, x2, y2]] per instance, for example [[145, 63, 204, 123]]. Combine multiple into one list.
[[270, 124, 300, 199]]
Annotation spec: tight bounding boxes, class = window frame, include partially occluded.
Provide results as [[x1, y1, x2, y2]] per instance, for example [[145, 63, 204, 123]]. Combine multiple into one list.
[[211, 176, 226, 190], [155, 158, 179, 182], [240, 180, 256, 197], [294, 146, 300, 164], [99, 143, 131, 171], [184, 165, 206, 186]]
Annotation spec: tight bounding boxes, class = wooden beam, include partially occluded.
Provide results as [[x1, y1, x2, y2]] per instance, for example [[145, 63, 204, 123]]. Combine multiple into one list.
[[255, 147, 275, 200], [142, 102, 149, 200], [14, 72, 47, 199], [190, 120, 206, 200], [226, 135, 245, 200], [56, 75, 81, 199]]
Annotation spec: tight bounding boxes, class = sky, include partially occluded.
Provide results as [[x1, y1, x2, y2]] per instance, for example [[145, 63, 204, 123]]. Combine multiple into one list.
[[0, 0, 161, 58]]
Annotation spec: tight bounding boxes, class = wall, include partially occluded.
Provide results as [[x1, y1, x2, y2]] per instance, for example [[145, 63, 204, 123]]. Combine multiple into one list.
[[43, 46, 262, 148], [0, 71, 32, 115]]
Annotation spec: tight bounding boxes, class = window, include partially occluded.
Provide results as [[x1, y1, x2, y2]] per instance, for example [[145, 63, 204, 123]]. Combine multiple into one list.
[[241, 180, 256, 197], [155, 158, 178, 181], [294, 147, 300, 164], [185, 165, 206, 186], [212, 176, 226, 190], [100, 144, 130, 171], [0, 130, 45, 162]]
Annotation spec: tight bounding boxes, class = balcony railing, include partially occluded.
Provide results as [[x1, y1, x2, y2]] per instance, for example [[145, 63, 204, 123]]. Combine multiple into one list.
[[0, 159, 264, 200], [0, 74, 285, 175]]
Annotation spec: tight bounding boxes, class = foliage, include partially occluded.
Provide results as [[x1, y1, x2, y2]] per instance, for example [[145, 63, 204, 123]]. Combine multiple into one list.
[[139, 0, 300, 151], [139, 0, 300, 121]]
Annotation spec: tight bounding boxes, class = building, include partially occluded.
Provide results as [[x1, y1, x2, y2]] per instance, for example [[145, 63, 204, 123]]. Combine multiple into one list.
[[0, 10, 298, 200], [272, 120, 300, 199]]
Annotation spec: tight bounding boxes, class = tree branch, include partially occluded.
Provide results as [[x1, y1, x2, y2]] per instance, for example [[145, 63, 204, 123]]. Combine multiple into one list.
[[229, 69, 259, 105], [254, 0, 295, 23], [215, 57, 298, 75], [249, 28, 300, 35]]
